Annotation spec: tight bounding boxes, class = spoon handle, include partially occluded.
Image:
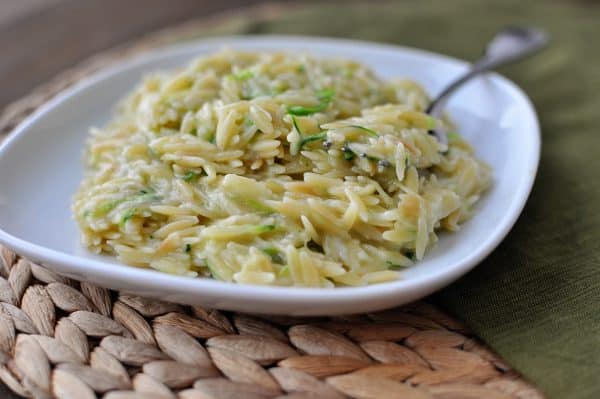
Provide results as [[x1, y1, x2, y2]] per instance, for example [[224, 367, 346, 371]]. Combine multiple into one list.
[[427, 26, 548, 117]]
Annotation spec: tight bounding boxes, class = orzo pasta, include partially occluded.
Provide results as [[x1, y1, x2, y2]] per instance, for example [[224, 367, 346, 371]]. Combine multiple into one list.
[[72, 50, 491, 287]]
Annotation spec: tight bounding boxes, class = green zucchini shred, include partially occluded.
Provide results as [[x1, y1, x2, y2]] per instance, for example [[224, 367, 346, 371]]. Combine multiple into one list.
[[261, 247, 284, 264], [348, 125, 378, 137], [233, 69, 254, 81], [343, 151, 355, 161], [120, 207, 137, 225], [386, 260, 405, 270], [447, 132, 460, 141], [365, 154, 382, 162], [291, 115, 303, 135], [94, 199, 125, 217], [94, 189, 159, 218], [298, 132, 327, 151], [316, 88, 335, 101], [287, 103, 328, 116], [182, 171, 201, 182], [277, 265, 290, 277], [137, 192, 161, 202], [252, 224, 276, 234], [291, 115, 328, 153], [234, 197, 275, 214], [287, 88, 335, 116], [342, 145, 356, 161], [427, 116, 437, 130]]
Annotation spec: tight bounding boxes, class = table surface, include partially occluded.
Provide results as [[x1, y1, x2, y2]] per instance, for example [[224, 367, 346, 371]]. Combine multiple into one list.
[[0, 0, 300, 112], [0, 3, 294, 398]]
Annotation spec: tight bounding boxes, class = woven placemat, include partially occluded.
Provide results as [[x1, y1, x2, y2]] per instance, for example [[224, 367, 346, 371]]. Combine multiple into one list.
[[0, 4, 544, 399]]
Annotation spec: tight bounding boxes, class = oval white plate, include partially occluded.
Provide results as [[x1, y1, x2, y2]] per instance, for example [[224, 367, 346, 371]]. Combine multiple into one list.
[[0, 36, 539, 315]]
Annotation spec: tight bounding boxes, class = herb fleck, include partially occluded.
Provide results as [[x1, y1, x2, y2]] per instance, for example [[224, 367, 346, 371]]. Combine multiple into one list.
[[447, 132, 460, 141], [233, 69, 254, 81], [348, 125, 378, 137], [120, 207, 137, 225], [287, 88, 335, 116], [299, 132, 327, 151], [342, 145, 356, 161], [386, 260, 404, 270], [182, 171, 200, 182], [262, 247, 284, 264], [277, 265, 290, 277]]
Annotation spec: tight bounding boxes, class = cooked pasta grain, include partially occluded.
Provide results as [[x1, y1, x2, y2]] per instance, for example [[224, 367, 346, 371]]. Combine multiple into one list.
[[73, 50, 491, 287]]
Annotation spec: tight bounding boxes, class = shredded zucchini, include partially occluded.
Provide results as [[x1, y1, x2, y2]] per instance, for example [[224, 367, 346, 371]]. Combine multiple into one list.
[[182, 171, 201, 182], [287, 88, 335, 116], [348, 125, 378, 137]]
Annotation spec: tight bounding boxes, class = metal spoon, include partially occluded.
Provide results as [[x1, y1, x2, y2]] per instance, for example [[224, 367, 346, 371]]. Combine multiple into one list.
[[427, 26, 548, 145]]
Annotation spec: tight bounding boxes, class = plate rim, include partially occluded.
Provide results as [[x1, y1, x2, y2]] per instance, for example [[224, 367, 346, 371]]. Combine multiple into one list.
[[0, 35, 540, 313]]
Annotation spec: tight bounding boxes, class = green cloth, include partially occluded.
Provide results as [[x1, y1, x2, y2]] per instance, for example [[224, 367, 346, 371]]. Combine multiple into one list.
[[184, 1, 600, 397]]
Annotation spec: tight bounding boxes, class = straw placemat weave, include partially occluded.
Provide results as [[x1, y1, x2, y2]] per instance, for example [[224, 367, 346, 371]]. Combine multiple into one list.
[[0, 246, 541, 399], [0, 4, 543, 399]]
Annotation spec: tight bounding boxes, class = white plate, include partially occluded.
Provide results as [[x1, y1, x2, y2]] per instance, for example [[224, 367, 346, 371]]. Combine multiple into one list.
[[0, 36, 539, 315]]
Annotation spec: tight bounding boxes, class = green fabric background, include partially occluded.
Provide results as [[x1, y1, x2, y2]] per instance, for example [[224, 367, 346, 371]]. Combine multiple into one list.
[[181, 1, 600, 397]]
